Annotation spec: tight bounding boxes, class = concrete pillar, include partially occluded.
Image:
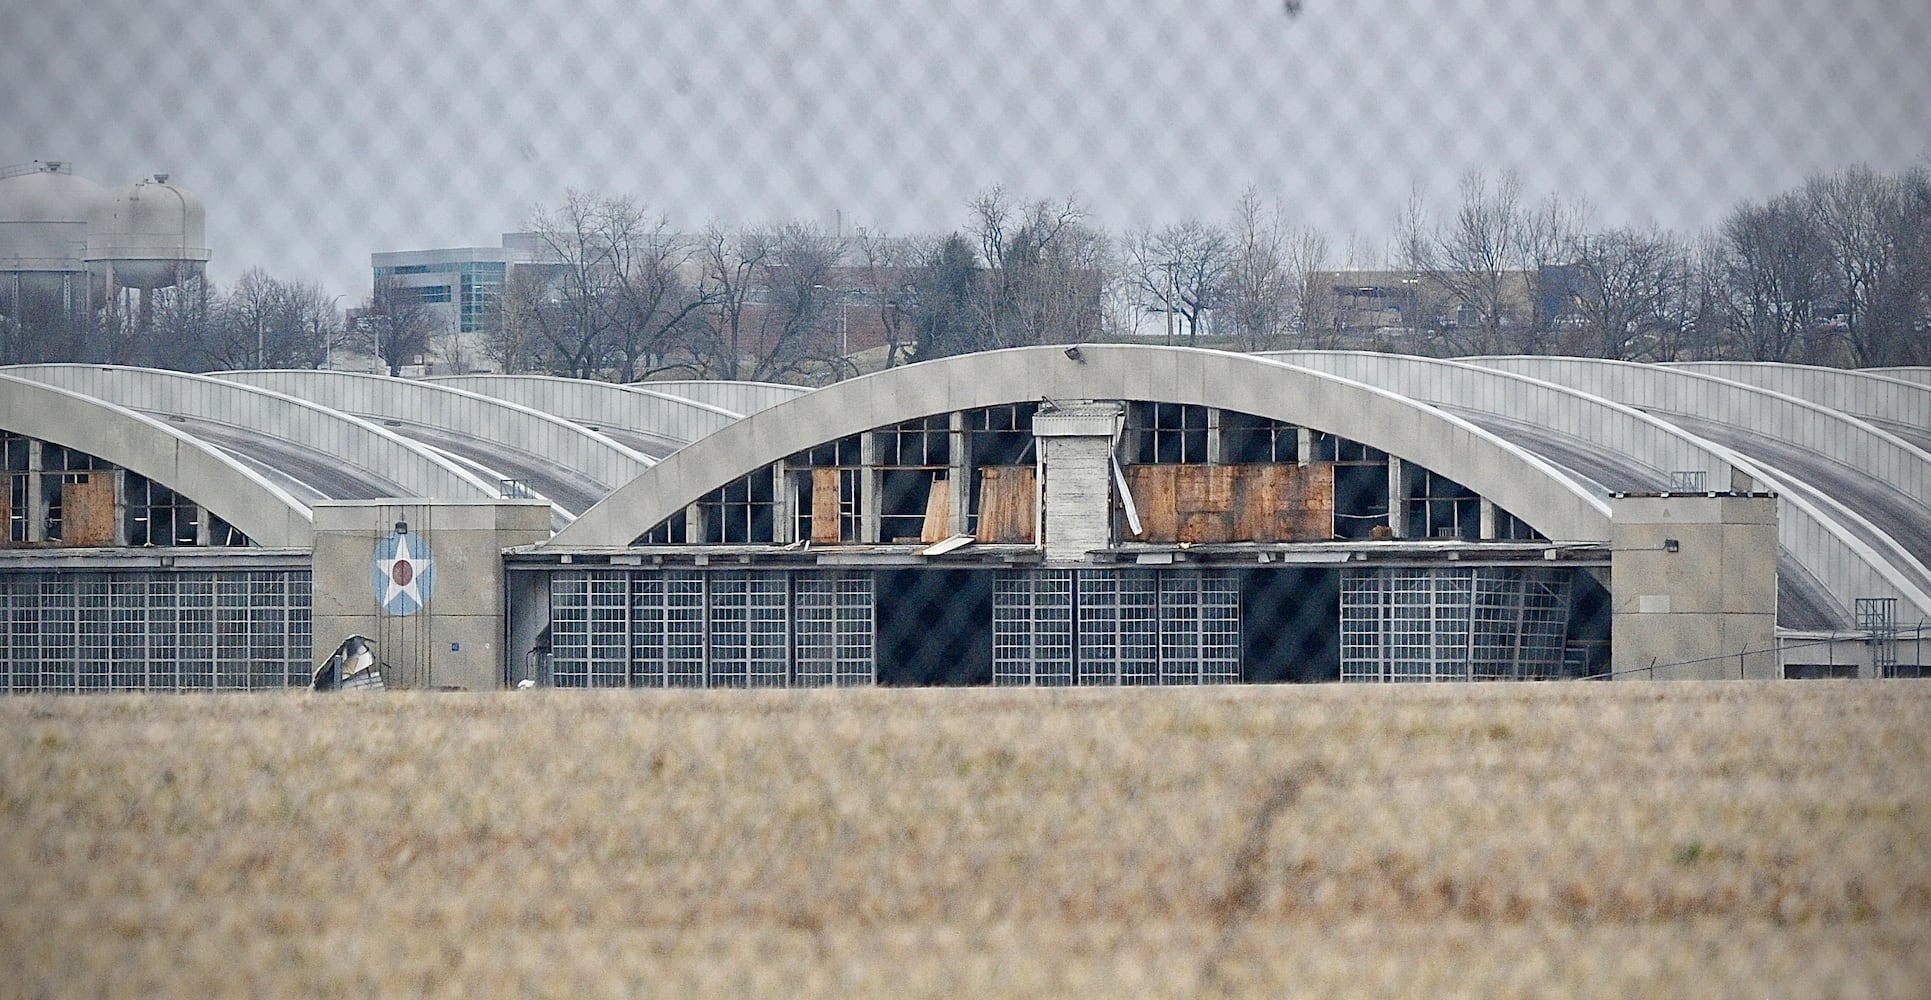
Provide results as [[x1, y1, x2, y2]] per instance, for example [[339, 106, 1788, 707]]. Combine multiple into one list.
[[1386, 456, 1408, 539], [1610, 492, 1779, 680], [311, 500, 551, 690], [25, 440, 44, 543], [1032, 402, 1123, 563], [860, 431, 882, 544], [948, 411, 971, 536]]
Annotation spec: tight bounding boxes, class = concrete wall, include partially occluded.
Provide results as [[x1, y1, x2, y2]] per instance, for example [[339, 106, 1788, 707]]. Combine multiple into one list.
[[311, 500, 551, 690], [1034, 403, 1122, 562], [1611, 493, 1779, 679]]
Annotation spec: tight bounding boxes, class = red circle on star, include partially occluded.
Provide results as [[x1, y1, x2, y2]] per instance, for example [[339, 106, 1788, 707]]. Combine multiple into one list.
[[392, 560, 414, 586]]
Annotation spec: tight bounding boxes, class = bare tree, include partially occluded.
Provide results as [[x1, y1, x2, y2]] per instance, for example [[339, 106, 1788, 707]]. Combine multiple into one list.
[[1215, 189, 1310, 352], [1404, 171, 1536, 355], [1569, 226, 1686, 360], [903, 232, 982, 362], [481, 266, 551, 374], [355, 275, 438, 376], [966, 187, 1107, 349], [753, 223, 849, 382], [605, 213, 713, 382], [684, 225, 771, 380], [1718, 193, 1828, 362], [524, 190, 626, 378], [851, 229, 928, 369], [1127, 219, 1229, 345], [1804, 164, 1931, 367]]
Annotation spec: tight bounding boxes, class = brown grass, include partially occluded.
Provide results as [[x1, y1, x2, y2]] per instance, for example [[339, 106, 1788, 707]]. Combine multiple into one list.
[[2, 681, 1928, 998]]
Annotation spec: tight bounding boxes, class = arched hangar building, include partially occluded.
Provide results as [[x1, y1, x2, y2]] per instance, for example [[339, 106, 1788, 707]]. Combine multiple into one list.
[[1, 347, 1925, 692]]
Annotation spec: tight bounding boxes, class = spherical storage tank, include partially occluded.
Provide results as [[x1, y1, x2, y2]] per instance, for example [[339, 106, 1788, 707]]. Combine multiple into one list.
[[85, 174, 211, 290], [0, 161, 104, 309]]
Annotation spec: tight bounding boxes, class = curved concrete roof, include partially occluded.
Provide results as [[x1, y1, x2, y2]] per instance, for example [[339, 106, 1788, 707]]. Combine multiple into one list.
[[1267, 351, 1930, 626], [1866, 367, 1931, 385], [550, 344, 1610, 549], [1666, 362, 1931, 452], [215, 370, 653, 518], [0, 372, 311, 547], [632, 378, 810, 415], [4, 365, 501, 504], [426, 374, 743, 457], [1471, 358, 1931, 584]]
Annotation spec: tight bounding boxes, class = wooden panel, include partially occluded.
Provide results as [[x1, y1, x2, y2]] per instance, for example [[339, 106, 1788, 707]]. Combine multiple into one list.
[[919, 476, 950, 544], [810, 468, 842, 544], [1125, 463, 1336, 543], [1236, 462, 1335, 542], [62, 474, 117, 547], [974, 466, 1036, 543], [0, 483, 10, 547]]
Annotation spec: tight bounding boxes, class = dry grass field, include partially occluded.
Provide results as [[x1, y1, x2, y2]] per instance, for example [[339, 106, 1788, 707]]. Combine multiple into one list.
[[2, 681, 1928, 998]]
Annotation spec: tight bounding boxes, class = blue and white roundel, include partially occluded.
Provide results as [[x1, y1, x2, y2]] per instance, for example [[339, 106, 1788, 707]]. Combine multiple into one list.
[[372, 529, 436, 616]]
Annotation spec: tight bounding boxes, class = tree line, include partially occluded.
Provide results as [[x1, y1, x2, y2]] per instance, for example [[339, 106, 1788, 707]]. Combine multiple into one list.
[[6, 162, 1923, 378]]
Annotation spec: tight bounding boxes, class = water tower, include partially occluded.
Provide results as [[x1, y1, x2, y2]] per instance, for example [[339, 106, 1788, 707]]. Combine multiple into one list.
[[0, 161, 104, 328], [85, 174, 211, 291]]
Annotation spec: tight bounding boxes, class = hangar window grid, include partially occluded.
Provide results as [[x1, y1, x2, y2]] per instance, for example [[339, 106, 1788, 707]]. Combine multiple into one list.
[[994, 569, 1075, 686], [1340, 567, 1574, 683], [550, 569, 875, 689], [997, 569, 1241, 686], [796, 574, 876, 686], [631, 572, 706, 687], [0, 569, 312, 693]]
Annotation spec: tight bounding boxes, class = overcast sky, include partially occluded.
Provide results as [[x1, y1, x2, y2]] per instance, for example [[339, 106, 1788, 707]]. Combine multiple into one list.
[[7, 0, 1928, 300]]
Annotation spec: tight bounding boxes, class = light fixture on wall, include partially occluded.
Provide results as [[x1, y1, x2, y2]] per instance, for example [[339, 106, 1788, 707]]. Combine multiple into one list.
[[1063, 345, 1083, 362], [395, 520, 410, 535], [1663, 538, 1679, 552]]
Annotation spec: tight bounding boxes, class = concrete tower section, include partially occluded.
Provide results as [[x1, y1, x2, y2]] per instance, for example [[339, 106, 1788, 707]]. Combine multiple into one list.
[[1033, 401, 1124, 562], [1611, 492, 1779, 679], [310, 500, 551, 690]]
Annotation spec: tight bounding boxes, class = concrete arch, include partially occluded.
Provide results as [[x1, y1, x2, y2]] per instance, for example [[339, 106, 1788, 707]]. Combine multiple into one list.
[[1268, 352, 1931, 625], [1666, 362, 1931, 451], [215, 370, 652, 515], [550, 344, 1610, 549], [632, 379, 810, 415], [0, 373, 311, 547], [1866, 367, 1931, 385], [1473, 357, 1931, 570], [5, 365, 501, 503], [427, 374, 742, 457]]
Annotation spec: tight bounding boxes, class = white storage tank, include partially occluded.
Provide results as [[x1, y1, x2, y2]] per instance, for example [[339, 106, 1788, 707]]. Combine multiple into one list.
[[0, 161, 103, 310], [85, 174, 211, 290]]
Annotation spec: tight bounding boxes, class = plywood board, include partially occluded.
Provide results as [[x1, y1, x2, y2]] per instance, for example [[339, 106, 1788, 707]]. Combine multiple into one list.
[[62, 474, 117, 547], [810, 468, 843, 544], [0, 485, 10, 547], [1125, 463, 1336, 543], [919, 476, 950, 544], [975, 466, 1036, 543]]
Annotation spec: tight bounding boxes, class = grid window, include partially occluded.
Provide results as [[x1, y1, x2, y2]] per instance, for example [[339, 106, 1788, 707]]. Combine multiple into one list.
[[1076, 571, 1159, 685], [549, 571, 592, 688], [707, 571, 791, 687], [1131, 402, 1210, 464], [1220, 412, 1299, 464], [796, 573, 876, 686], [993, 570, 1074, 686], [1159, 571, 1241, 684], [632, 571, 706, 687]]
